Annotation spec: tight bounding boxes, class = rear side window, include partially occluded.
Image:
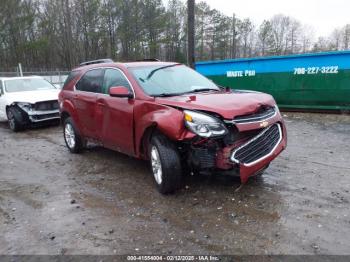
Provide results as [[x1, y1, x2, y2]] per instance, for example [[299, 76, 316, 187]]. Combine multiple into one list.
[[76, 69, 104, 93], [0, 81, 3, 95], [102, 68, 131, 94], [63, 70, 80, 89]]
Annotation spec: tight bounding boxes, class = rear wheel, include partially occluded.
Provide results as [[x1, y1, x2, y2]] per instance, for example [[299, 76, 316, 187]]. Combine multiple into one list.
[[149, 133, 183, 194], [63, 117, 84, 153], [7, 107, 25, 132]]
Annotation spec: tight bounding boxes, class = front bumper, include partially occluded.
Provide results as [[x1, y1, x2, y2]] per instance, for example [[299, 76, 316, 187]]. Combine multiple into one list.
[[14, 100, 60, 124], [27, 109, 60, 123], [184, 105, 287, 183], [238, 126, 286, 183], [216, 122, 287, 183]]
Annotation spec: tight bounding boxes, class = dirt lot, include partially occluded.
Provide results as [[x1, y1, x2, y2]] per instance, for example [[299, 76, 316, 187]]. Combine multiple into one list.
[[0, 113, 349, 255]]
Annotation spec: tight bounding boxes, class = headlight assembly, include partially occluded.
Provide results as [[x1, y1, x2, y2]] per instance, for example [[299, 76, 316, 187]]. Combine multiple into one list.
[[184, 110, 228, 138], [16, 102, 33, 111]]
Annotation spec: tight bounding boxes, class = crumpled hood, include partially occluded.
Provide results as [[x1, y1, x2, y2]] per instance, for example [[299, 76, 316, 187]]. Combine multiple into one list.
[[156, 91, 276, 119], [5, 89, 60, 104]]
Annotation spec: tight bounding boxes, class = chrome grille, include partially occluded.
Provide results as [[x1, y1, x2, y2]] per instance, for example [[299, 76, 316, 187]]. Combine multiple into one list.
[[231, 124, 282, 165], [233, 106, 276, 124]]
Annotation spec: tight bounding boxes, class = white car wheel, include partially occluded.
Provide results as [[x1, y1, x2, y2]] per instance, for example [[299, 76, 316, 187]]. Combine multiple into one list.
[[6, 107, 25, 132], [7, 110, 16, 130]]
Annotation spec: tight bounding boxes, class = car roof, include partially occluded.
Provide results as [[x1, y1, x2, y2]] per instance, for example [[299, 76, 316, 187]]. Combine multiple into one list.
[[123, 61, 178, 68], [72, 61, 179, 71], [0, 76, 43, 81]]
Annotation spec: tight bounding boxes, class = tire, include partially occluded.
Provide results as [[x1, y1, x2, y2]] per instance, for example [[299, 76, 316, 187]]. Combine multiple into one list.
[[63, 117, 84, 153], [6, 107, 25, 132], [149, 133, 183, 194]]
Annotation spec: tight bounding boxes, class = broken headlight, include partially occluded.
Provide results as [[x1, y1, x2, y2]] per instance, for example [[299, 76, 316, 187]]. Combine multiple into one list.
[[17, 102, 33, 111], [184, 110, 228, 138]]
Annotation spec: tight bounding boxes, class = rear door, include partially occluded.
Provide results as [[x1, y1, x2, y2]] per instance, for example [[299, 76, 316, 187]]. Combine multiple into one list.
[[74, 69, 104, 139], [96, 68, 135, 155]]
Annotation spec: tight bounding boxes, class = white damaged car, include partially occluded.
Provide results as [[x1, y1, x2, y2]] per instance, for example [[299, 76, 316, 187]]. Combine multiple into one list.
[[0, 76, 60, 131]]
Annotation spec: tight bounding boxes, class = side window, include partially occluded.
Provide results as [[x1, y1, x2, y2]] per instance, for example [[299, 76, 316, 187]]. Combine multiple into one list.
[[0, 81, 3, 96], [102, 68, 131, 94], [76, 69, 104, 93], [63, 70, 80, 90]]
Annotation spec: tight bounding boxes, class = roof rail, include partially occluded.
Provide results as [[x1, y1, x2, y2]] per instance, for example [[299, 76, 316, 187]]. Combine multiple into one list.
[[135, 58, 160, 62], [79, 59, 114, 66]]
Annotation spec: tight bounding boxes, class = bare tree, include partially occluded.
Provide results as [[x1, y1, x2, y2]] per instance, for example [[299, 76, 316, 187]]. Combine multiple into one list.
[[258, 20, 273, 56], [301, 25, 315, 53], [0, 0, 349, 71], [289, 19, 301, 53], [344, 24, 350, 49]]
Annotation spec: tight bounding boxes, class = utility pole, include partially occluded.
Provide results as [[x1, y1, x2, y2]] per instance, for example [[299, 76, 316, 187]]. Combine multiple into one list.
[[187, 0, 195, 69]]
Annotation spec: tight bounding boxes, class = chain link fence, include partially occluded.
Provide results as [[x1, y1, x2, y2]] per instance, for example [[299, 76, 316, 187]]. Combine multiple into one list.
[[0, 70, 70, 88]]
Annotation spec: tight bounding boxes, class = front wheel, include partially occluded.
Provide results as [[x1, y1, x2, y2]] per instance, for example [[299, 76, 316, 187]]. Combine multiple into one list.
[[63, 117, 84, 153], [7, 107, 25, 132], [149, 133, 183, 194]]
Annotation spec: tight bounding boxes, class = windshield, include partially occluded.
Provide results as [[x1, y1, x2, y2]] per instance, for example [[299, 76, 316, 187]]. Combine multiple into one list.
[[130, 64, 220, 96], [5, 78, 56, 93]]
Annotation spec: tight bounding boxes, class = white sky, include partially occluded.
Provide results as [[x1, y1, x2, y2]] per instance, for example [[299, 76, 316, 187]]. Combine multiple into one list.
[[201, 0, 350, 37]]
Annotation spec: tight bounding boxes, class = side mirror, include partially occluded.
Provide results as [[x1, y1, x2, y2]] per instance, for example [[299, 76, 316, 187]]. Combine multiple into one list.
[[109, 86, 133, 98]]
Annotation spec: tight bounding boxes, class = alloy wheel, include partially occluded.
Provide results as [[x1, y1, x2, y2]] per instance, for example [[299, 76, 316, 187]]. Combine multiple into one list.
[[65, 123, 76, 149], [151, 146, 162, 185]]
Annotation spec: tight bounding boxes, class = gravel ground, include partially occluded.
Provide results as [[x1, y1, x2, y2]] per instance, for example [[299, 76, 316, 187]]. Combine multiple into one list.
[[0, 113, 349, 255]]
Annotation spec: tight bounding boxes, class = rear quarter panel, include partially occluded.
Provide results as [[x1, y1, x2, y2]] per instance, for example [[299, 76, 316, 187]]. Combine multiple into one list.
[[59, 71, 84, 132], [59, 91, 82, 128]]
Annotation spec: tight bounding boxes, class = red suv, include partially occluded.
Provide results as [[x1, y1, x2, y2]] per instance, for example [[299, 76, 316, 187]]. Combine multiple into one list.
[[59, 59, 287, 194]]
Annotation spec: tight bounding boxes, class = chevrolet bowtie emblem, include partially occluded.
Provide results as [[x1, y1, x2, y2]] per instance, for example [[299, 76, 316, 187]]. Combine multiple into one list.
[[260, 121, 269, 128]]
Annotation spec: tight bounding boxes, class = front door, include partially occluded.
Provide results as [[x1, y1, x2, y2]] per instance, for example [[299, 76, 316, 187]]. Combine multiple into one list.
[[96, 68, 135, 156]]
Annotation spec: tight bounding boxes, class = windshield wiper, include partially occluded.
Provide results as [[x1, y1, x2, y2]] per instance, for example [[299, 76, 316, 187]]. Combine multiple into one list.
[[183, 88, 220, 94], [153, 92, 186, 97], [153, 88, 220, 97], [142, 64, 180, 81], [217, 85, 232, 91]]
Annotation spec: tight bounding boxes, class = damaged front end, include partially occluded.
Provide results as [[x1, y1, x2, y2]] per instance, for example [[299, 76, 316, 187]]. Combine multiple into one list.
[[181, 105, 287, 183], [11, 100, 60, 125]]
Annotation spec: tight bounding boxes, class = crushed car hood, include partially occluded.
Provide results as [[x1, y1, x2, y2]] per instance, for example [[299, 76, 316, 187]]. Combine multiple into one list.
[[156, 91, 276, 119], [5, 89, 60, 105]]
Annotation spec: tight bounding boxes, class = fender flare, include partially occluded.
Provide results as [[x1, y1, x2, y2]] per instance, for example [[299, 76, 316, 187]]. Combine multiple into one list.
[[6, 103, 29, 124], [134, 103, 190, 158], [60, 99, 81, 131]]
